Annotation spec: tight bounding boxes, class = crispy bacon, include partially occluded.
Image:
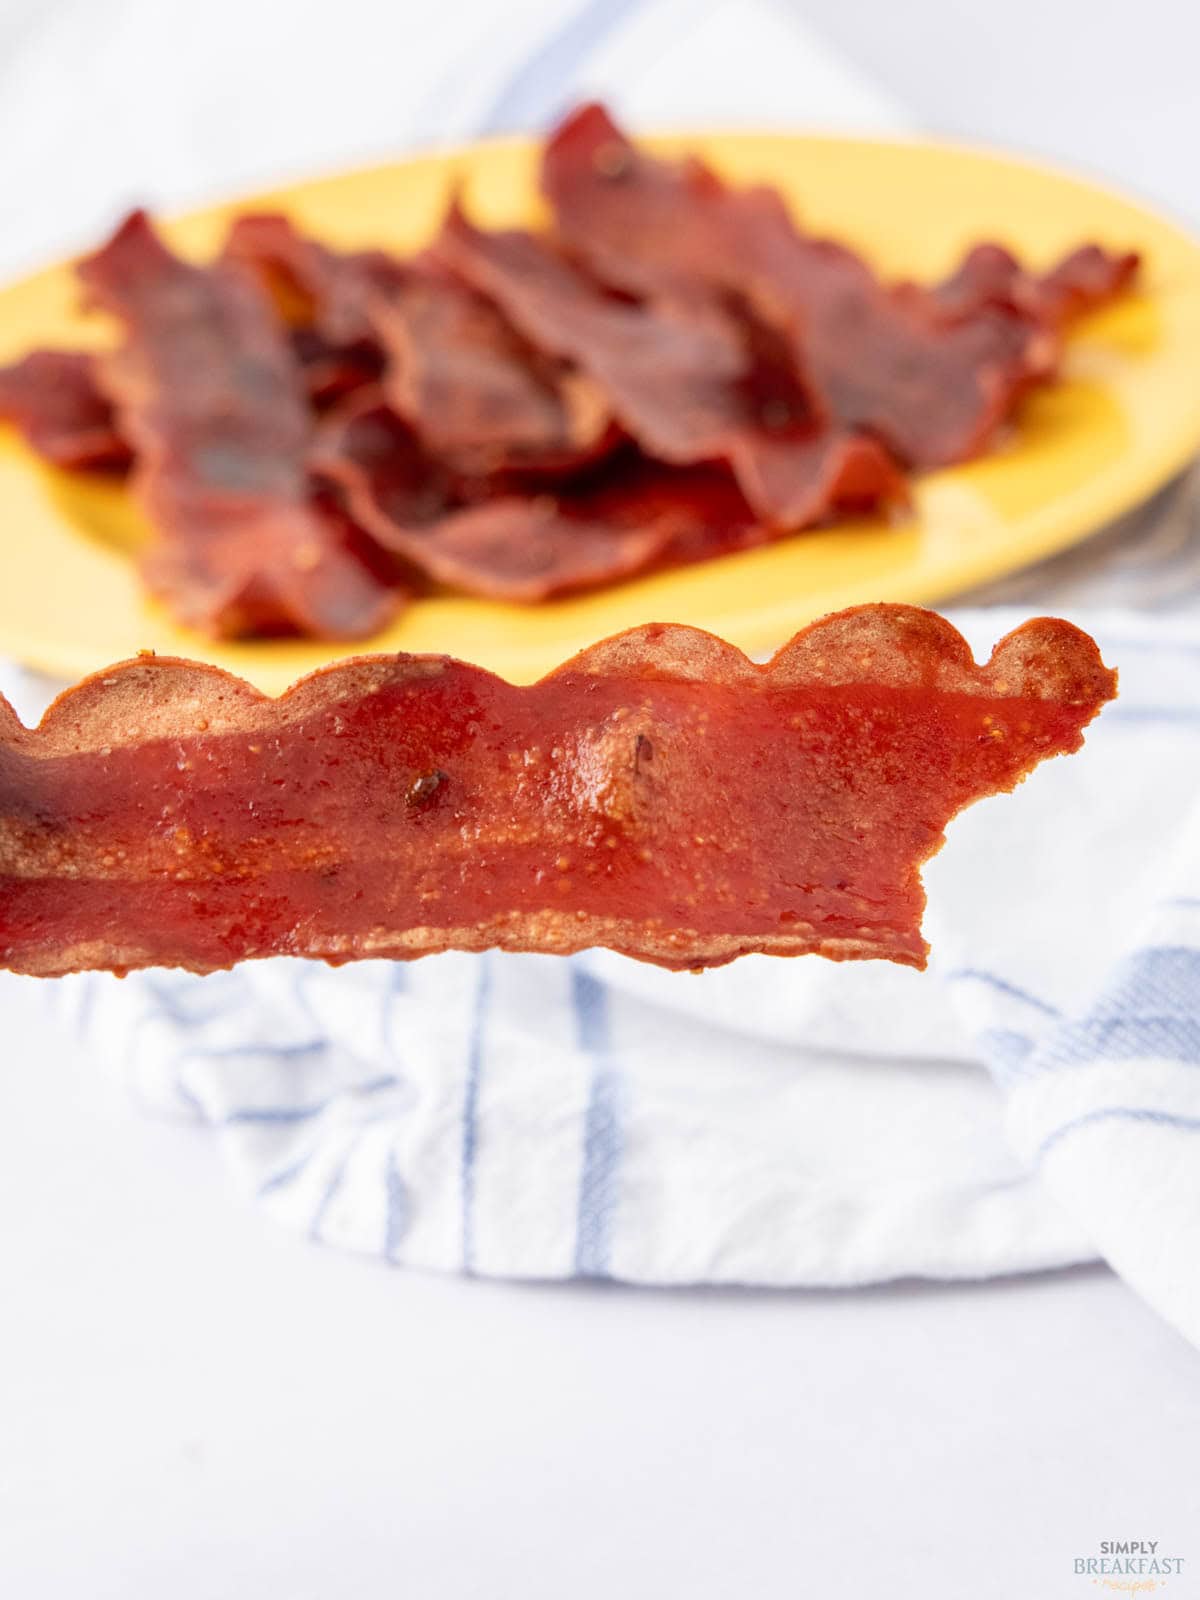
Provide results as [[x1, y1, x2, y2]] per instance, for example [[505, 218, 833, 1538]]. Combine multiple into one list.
[[907, 241, 1141, 328], [436, 202, 906, 524], [542, 104, 1074, 467], [0, 607, 1116, 978], [223, 212, 404, 344], [0, 350, 132, 471], [0, 112, 1141, 641], [78, 211, 404, 639], [372, 268, 618, 477], [229, 212, 618, 477], [288, 325, 384, 408], [312, 392, 764, 601]]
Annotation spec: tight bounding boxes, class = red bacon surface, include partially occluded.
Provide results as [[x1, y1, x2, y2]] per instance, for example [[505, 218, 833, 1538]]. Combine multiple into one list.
[[230, 213, 618, 477], [78, 211, 404, 639], [223, 212, 404, 345], [0, 607, 1116, 979], [312, 391, 769, 601], [541, 104, 1130, 468], [0, 350, 132, 471], [0, 110, 1140, 640], [905, 241, 1141, 329], [371, 269, 617, 479], [436, 204, 907, 526]]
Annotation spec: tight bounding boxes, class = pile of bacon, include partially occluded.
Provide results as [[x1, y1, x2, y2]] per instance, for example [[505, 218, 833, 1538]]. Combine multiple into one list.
[[0, 605, 1116, 977], [0, 104, 1138, 641]]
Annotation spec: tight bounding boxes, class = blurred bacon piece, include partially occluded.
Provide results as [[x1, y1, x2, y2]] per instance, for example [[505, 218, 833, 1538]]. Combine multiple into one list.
[[0, 350, 132, 471], [223, 211, 404, 343], [436, 202, 906, 524], [312, 391, 762, 601], [78, 211, 403, 639], [228, 211, 619, 477], [371, 268, 618, 478], [0, 606, 1115, 978], [541, 103, 1097, 467], [920, 241, 1141, 328]]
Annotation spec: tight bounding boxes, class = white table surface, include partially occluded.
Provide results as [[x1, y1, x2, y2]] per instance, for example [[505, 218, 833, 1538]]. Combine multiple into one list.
[[6, 982, 1200, 1597], [3, 2, 1200, 1592]]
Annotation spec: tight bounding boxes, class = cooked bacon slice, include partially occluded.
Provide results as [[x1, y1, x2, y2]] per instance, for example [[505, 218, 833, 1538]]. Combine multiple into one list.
[[228, 212, 618, 477], [542, 104, 1070, 468], [312, 392, 760, 601], [288, 325, 384, 407], [1037, 243, 1141, 323], [0, 607, 1116, 978], [371, 268, 617, 477], [78, 211, 404, 639], [0, 350, 132, 470], [909, 241, 1141, 328], [436, 202, 906, 524], [223, 212, 404, 344]]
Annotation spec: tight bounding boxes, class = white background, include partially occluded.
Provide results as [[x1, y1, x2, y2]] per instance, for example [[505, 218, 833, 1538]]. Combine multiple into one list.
[[2, 1, 1199, 1593]]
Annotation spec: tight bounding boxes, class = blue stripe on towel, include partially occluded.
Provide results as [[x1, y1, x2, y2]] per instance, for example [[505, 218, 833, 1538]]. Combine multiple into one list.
[[477, 0, 644, 133], [571, 966, 624, 1277], [979, 1027, 1036, 1084], [257, 1147, 316, 1197], [947, 968, 1062, 1017], [1041, 947, 1200, 1069], [1037, 1105, 1200, 1162], [460, 956, 493, 1273], [179, 1039, 325, 1062], [309, 1140, 355, 1242], [384, 1148, 408, 1264], [215, 1072, 402, 1128]]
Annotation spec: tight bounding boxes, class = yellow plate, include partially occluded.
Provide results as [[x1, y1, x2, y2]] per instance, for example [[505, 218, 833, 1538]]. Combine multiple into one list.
[[1, 132, 1198, 688]]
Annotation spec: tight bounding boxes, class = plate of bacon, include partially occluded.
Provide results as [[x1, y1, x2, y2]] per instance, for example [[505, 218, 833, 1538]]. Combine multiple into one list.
[[0, 103, 1195, 690]]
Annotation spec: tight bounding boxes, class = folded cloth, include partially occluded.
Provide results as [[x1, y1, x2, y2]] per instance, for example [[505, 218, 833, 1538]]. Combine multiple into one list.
[[6, 597, 1200, 1348]]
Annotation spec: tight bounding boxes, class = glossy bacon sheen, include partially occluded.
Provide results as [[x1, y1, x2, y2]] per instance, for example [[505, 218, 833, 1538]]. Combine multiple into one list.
[[0, 607, 1115, 978]]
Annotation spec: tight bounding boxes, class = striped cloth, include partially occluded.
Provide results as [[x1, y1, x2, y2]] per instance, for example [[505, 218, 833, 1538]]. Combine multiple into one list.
[[2, 0, 1200, 1343]]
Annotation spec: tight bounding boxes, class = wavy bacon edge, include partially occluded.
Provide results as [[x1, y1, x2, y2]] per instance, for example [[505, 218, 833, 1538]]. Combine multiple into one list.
[[2, 606, 1114, 743]]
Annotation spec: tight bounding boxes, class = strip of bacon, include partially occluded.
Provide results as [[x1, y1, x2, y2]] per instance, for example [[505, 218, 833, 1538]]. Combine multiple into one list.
[[916, 241, 1141, 328], [0, 607, 1116, 978], [78, 211, 404, 639], [542, 104, 1077, 468], [0, 350, 132, 471], [228, 213, 616, 477], [312, 391, 769, 601], [223, 212, 405, 344], [435, 203, 907, 527], [370, 268, 617, 477]]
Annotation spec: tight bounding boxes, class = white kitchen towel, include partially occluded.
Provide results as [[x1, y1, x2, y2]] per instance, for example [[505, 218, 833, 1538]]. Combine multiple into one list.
[[3, 0, 1200, 1344]]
